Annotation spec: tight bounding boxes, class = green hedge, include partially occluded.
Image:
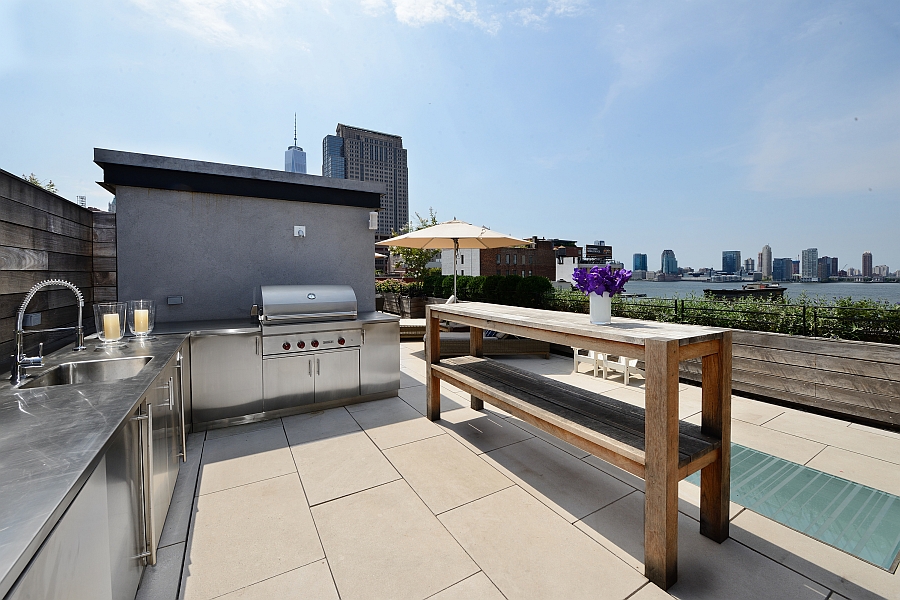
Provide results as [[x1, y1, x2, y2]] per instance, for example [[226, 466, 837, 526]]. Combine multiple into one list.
[[380, 274, 552, 306]]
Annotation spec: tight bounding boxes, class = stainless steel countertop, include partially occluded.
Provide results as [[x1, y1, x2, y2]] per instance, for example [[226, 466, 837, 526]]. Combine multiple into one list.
[[0, 333, 188, 598]]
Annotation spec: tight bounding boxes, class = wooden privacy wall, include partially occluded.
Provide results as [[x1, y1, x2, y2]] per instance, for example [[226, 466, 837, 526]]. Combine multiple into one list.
[[681, 330, 900, 428], [0, 169, 116, 375]]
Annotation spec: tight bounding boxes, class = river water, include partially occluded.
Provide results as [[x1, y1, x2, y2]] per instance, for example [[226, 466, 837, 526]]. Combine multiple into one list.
[[622, 281, 900, 304]]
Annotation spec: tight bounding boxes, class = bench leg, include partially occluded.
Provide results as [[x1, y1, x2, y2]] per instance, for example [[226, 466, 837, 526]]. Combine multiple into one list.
[[644, 339, 679, 589], [470, 326, 484, 411], [700, 332, 732, 543], [425, 311, 441, 421]]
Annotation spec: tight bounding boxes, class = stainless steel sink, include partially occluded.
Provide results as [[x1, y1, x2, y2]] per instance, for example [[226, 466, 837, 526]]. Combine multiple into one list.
[[19, 356, 154, 389]]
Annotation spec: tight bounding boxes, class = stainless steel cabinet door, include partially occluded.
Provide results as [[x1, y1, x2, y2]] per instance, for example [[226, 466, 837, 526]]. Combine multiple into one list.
[[262, 355, 315, 411], [190, 333, 263, 424], [150, 375, 175, 549], [314, 349, 360, 404], [106, 405, 145, 600], [360, 322, 400, 395]]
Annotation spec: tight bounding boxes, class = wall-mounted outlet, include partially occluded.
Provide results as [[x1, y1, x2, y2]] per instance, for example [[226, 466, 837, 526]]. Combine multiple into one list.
[[23, 313, 41, 327], [167, 296, 184, 305], [294, 226, 306, 237], [368, 212, 378, 230]]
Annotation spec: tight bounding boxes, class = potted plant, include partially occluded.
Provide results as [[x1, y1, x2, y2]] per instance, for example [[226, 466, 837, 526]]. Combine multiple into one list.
[[572, 265, 632, 324]]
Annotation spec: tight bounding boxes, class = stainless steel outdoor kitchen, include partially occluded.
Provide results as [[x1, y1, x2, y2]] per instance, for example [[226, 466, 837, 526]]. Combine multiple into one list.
[[0, 150, 400, 600]]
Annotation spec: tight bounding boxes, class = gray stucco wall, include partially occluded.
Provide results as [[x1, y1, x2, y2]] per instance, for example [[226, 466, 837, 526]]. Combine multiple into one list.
[[116, 186, 376, 322]]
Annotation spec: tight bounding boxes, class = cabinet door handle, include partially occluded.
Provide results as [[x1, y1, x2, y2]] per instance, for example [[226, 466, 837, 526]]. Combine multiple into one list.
[[316, 358, 320, 376], [132, 401, 156, 565], [255, 336, 260, 355], [308, 359, 312, 377], [176, 357, 187, 462]]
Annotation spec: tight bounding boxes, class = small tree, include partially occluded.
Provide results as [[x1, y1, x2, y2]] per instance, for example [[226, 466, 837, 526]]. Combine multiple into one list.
[[23, 173, 58, 194], [391, 208, 440, 281]]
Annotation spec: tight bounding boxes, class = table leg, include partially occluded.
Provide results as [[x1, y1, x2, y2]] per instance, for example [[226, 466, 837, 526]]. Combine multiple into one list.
[[470, 326, 484, 411], [644, 338, 680, 589], [425, 310, 441, 421], [700, 331, 732, 542]]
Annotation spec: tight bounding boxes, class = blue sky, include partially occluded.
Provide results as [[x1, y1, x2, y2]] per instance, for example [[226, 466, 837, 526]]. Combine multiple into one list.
[[1, 0, 898, 271]]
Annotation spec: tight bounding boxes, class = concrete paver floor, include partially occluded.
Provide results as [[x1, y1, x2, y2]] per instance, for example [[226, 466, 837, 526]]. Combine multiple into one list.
[[136, 343, 900, 600]]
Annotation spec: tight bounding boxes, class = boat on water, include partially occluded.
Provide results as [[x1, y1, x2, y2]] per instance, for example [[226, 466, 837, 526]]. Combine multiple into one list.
[[703, 283, 786, 300]]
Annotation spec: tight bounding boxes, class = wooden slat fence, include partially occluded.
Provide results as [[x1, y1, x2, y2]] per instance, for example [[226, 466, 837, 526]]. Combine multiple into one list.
[[0, 169, 116, 375], [681, 330, 900, 428]]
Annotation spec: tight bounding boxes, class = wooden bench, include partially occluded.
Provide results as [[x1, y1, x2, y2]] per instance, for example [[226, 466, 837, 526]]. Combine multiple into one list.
[[424, 302, 732, 590]]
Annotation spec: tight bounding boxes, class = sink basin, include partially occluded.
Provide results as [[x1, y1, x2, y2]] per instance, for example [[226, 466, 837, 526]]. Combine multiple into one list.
[[19, 356, 154, 389]]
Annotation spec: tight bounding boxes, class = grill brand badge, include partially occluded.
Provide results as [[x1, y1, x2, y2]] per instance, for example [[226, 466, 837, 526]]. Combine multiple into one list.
[[307, 293, 316, 299]]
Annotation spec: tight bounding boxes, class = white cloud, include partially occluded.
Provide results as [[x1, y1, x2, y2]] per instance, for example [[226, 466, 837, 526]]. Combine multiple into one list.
[[130, 0, 295, 47], [391, 0, 499, 33], [511, 0, 585, 26]]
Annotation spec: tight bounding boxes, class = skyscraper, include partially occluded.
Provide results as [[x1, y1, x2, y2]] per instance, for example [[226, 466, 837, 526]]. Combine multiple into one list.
[[801, 248, 818, 280], [761, 245, 772, 279], [744, 258, 755, 273], [285, 115, 307, 174], [722, 251, 741, 274], [322, 124, 408, 240], [661, 250, 678, 274], [772, 258, 793, 282], [862, 252, 873, 277], [633, 253, 648, 271]]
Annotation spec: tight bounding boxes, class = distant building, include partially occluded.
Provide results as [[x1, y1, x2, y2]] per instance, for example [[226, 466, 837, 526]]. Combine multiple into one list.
[[285, 116, 307, 174], [760, 245, 772, 279], [633, 253, 648, 271], [792, 260, 800, 275], [584, 243, 613, 263], [744, 258, 755, 273], [631, 270, 647, 280], [722, 250, 741, 274], [862, 252, 873, 277], [661, 249, 678, 275], [772, 258, 793, 282], [874, 265, 890, 277], [322, 124, 408, 241], [446, 237, 556, 279], [817, 257, 832, 281], [801, 248, 818, 280]]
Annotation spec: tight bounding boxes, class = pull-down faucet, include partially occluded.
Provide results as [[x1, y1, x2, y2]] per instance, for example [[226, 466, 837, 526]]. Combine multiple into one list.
[[10, 279, 87, 386]]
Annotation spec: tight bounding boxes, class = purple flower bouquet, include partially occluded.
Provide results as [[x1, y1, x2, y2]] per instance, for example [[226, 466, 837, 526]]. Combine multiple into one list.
[[572, 265, 632, 324], [572, 265, 632, 297]]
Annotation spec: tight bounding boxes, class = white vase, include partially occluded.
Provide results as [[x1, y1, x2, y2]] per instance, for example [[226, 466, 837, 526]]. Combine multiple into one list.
[[589, 292, 612, 325]]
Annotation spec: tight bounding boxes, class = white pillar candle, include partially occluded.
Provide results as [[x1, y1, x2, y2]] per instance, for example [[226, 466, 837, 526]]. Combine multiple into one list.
[[134, 309, 149, 333], [103, 313, 121, 340]]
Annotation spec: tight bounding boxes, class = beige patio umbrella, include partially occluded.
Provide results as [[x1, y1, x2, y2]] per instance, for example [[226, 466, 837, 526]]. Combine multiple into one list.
[[380, 219, 529, 302]]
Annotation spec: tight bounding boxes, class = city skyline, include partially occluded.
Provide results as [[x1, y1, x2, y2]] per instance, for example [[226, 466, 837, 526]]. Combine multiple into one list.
[[1, 1, 897, 269]]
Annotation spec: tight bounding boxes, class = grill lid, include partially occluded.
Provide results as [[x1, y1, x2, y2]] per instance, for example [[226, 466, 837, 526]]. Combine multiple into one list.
[[259, 285, 357, 323]]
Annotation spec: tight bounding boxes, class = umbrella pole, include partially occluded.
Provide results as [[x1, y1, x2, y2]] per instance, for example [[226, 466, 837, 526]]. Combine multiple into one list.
[[448, 238, 459, 304]]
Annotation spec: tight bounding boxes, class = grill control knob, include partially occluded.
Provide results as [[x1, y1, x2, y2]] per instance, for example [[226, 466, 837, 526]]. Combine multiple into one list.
[[338, 337, 345, 346], [311, 340, 319, 348], [282, 342, 291, 351], [298, 341, 305, 349]]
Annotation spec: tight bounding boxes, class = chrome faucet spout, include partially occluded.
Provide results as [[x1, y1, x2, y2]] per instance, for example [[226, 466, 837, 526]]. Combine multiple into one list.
[[11, 279, 87, 386]]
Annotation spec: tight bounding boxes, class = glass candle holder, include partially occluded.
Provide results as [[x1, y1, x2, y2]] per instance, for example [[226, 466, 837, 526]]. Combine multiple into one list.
[[93, 302, 126, 348], [128, 299, 156, 339]]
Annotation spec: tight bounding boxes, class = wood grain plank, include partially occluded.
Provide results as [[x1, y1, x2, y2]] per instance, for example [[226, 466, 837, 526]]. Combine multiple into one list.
[[92, 257, 117, 272], [469, 326, 484, 410], [91, 227, 116, 243], [92, 272, 117, 287], [700, 330, 730, 543], [47, 252, 93, 272], [92, 212, 116, 229], [92, 242, 117, 258], [0, 177, 93, 226], [0, 246, 47, 271], [0, 221, 93, 255], [425, 307, 441, 421], [735, 330, 900, 366], [93, 287, 117, 302], [643, 338, 680, 589], [0, 196, 93, 240], [0, 271, 93, 295]]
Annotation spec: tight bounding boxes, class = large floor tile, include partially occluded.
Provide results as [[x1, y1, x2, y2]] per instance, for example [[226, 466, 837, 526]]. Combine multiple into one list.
[[282, 406, 360, 446], [182, 474, 323, 600], [574, 491, 830, 600], [805, 446, 900, 496], [197, 425, 296, 495], [398, 384, 467, 416], [763, 410, 900, 465], [730, 396, 785, 425], [439, 486, 646, 600], [348, 396, 444, 449], [312, 480, 478, 600], [628, 582, 675, 599], [731, 510, 898, 600], [400, 370, 425, 388], [683, 414, 827, 465], [507, 417, 590, 458], [582, 454, 646, 490], [204, 419, 281, 441], [217, 559, 339, 599], [599, 385, 702, 420], [136, 542, 185, 600], [437, 407, 534, 454], [428, 572, 506, 600], [383, 434, 512, 514], [483, 437, 634, 522], [291, 430, 400, 505]]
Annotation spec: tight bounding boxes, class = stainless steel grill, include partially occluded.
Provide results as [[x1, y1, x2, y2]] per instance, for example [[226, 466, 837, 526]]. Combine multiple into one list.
[[258, 285, 357, 324], [256, 285, 363, 411]]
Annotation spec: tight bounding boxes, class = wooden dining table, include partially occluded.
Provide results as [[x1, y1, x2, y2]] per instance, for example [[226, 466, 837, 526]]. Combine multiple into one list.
[[424, 302, 732, 589]]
